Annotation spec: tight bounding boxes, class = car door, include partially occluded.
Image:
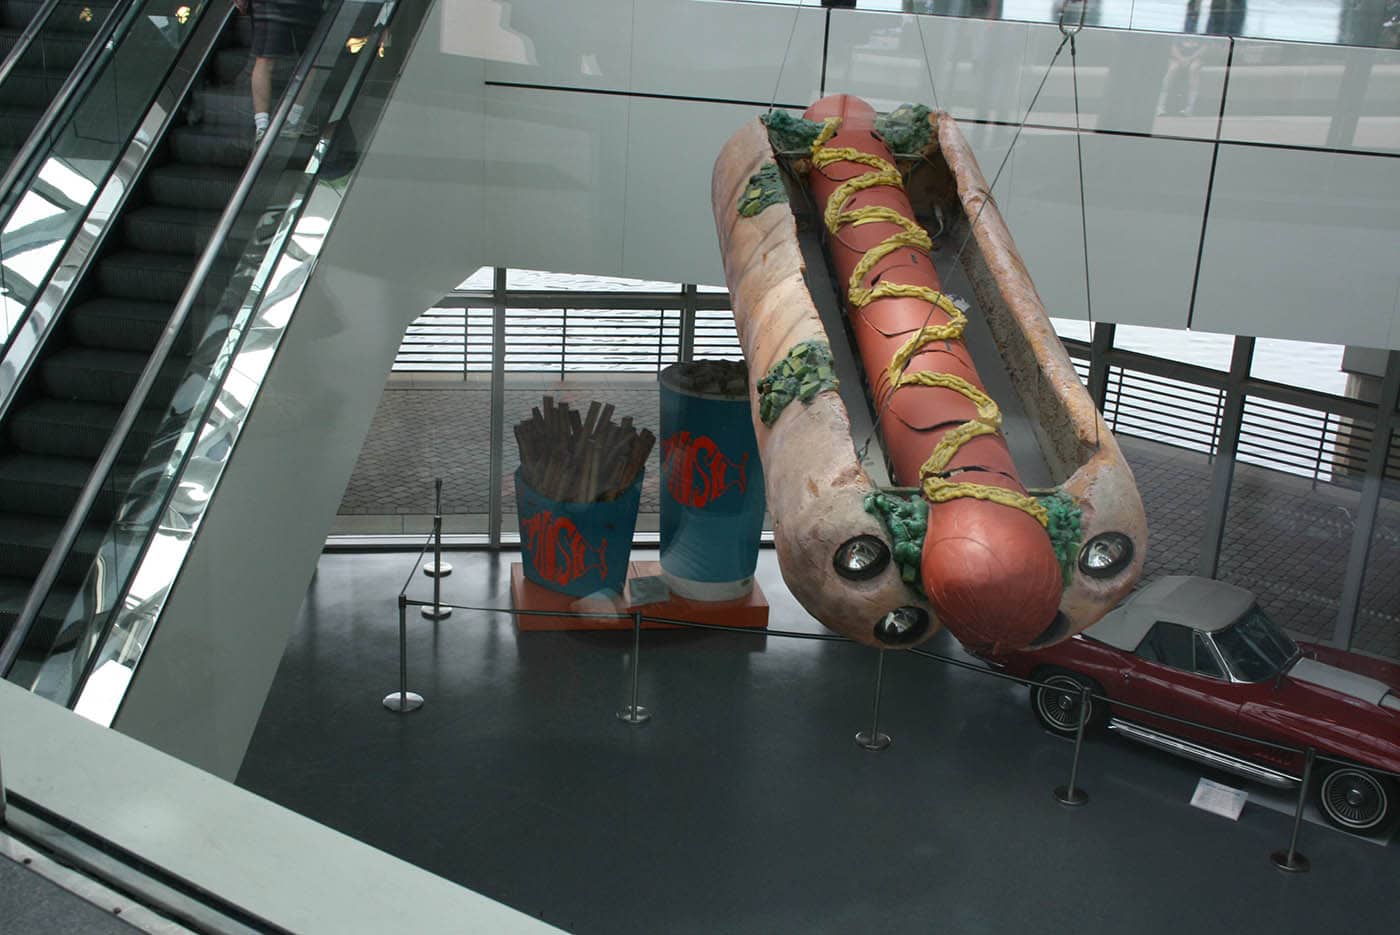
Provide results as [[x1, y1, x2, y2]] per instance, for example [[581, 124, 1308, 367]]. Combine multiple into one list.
[[1117, 621, 1244, 750]]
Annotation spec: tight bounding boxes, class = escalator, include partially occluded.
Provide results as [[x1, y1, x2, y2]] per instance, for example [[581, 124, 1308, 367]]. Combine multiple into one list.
[[0, 12, 256, 646], [0, 0, 119, 172], [0, 0, 413, 733]]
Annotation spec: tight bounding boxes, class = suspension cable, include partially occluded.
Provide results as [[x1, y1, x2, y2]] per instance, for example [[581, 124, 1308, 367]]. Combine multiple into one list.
[[1068, 26, 1099, 446], [768, 0, 807, 114]]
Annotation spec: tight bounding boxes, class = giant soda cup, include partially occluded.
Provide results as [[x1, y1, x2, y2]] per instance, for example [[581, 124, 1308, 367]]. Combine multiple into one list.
[[659, 361, 765, 600]]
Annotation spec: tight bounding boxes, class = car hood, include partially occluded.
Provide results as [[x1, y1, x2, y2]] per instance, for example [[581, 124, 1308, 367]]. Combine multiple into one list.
[[1288, 657, 1392, 706]]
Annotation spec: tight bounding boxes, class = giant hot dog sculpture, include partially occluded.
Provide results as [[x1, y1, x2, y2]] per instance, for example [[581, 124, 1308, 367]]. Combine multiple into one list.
[[712, 95, 1147, 652]]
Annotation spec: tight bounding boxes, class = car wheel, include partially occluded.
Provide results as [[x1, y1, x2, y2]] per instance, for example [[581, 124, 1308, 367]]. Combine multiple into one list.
[[1030, 669, 1101, 737], [1317, 766, 1394, 833]]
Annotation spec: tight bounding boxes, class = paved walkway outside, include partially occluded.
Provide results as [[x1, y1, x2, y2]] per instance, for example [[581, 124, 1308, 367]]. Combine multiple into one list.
[[337, 375, 1400, 661]]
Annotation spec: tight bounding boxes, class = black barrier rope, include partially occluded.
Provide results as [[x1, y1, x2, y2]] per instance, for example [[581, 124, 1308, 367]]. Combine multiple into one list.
[[389, 575, 1399, 871], [398, 531, 435, 597], [400, 596, 1400, 784]]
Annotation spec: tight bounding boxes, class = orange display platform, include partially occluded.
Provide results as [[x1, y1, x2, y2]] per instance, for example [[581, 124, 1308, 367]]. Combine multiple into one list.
[[510, 561, 769, 632]]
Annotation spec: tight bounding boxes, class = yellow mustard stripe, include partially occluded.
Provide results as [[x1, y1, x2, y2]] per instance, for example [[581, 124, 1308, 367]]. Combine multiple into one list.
[[812, 116, 1048, 528]]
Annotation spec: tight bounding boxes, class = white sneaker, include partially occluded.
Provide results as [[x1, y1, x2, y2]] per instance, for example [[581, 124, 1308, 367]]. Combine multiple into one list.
[[279, 121, 320, 140]]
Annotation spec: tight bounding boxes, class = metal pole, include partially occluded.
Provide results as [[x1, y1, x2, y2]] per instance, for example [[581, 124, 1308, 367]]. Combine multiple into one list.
[[1197, 335, 1254, 578], [855, 650, 891, 751], [680, 284, 697, 363], [421, 512, 452, 620], [423, 477, 453, 578], [1054, 684, 1091, 805], [383, 594, 424, 712], [1271, 748, 1314, 872], [487, 267, 506, 547], [617, 611, 651, 724]]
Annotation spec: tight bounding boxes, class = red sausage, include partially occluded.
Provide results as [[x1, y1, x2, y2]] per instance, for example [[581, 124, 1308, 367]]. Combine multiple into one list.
[[803, 94, 1062, 652]]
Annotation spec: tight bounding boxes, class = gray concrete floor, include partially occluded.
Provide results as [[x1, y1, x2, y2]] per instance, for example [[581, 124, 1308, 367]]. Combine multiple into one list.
[[335, 377, 1400, 661], [237, 549, 1399, 935]]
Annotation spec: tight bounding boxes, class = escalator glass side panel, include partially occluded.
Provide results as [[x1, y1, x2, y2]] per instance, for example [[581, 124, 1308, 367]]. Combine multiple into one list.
[[0, 0, 128, 175], [6, 0, 423, 719], [0, 0, 221, 357]]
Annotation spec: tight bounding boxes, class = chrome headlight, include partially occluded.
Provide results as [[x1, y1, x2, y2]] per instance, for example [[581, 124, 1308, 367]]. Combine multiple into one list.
[[874, 606, 930, 645], [1078, 532, 1134, 579], [834, 535, 890, 581]]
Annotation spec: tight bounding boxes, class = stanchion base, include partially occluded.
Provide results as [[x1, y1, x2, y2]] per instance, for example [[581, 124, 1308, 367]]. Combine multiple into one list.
[[382, 691, 424, 713], [421, 605, 452, 620], [1054, 785, 1089, 806], [617, 704, 651, 725], [422, 561, 453, 577], [1270, 850, 1310, 873], [855, 731, 891, 751]]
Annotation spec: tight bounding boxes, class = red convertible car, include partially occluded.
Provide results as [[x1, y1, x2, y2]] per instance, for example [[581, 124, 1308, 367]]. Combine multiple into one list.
[[976, 575, 1400, 832]]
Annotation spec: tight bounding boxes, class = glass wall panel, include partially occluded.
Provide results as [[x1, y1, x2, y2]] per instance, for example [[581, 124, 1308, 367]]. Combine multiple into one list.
[[1217, 410, 1369, 643], [1111, 323, 1232, 370], [335, 268, 733, 538], [1357, 428, 1400, 660], [1118, 435, 1214, 579], [1251, 337, 1347, 395]]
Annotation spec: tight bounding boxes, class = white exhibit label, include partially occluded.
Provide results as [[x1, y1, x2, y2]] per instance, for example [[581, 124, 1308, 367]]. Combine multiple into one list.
[[1190, 778, 1248, 820]]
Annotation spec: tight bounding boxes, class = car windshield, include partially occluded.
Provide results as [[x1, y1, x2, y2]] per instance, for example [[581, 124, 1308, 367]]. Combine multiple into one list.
[[1212, 606, 1299, 683]]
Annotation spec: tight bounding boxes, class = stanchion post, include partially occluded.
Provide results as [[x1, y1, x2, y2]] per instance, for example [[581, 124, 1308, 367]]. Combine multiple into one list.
[[1271, 747, 1314, 873], [617, 611, 650, 725], [423, 477, 453, 578], [422, 506, 452, 620], [1053, 683, 1091, 806], [855, 649, 891, 751], [383, 594, 424, 713]]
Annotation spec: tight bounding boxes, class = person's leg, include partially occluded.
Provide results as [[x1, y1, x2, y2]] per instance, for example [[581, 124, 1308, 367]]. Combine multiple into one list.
[[252, 55, 273, 137], [250, 17, 271, 138]]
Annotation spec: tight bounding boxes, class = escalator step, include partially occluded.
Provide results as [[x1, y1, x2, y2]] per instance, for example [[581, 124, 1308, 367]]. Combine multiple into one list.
[[0, 511, 108, 582], [8, 399, 160, 460], [0, 513, 62, 577], [122, 204, 221, 257], [192, 85, 252, 131], [0, 66, 67, 107], [0, 30, 91, 71], [40, 346, 149, 403], [213, 45, 250, 85], [0, 453, 117, 520], [0, 574, 30, 634], [67, 297, 184, 353], [167, 125, 251, 169], [146, 163, 241, 212], [0, 107, 42, 146], [95, 250, 196, 301]]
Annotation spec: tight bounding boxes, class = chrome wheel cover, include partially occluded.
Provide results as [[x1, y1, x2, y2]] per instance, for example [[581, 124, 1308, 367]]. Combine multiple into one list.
[[1320, 768, 1389, 831], [1036, 675, 1089, 732]]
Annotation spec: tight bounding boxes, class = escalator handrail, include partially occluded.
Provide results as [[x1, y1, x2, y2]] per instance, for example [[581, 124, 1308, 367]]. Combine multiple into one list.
[[0, 1, 352, 679], [0, 0, 69, 88], [0, 0, 151, 211]]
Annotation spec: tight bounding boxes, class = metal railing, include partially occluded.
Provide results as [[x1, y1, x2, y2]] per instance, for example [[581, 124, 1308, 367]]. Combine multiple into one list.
[[394, 290, 1390, 490], [393, 284, 742, 376], [1058, 340, 1400, 490]]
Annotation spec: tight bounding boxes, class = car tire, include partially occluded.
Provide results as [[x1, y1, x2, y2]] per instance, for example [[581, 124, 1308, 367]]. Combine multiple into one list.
[[1030, 669, 1102, 738], [1317, 765, 1394, 833]]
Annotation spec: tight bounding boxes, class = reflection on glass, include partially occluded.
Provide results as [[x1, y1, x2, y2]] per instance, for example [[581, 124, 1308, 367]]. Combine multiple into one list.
[[732, 0, 1397, 48]]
